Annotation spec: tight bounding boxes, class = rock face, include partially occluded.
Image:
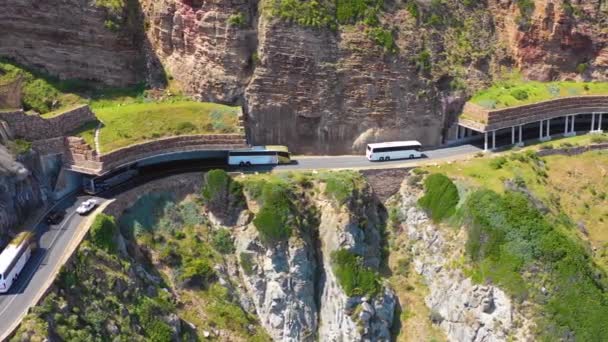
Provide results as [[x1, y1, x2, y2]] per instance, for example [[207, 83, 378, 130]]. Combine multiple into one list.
[[0, 145, 48, 239], [143, 0, 445, 154], [0, 0, 144, 86], [396, 182, 533, 342], [141, 0, 257, 103], [234, 180, 396, 341], [490, 0, 608, 81]]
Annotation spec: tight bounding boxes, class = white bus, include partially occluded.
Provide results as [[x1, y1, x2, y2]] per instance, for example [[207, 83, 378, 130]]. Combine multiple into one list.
[[228, 146, 291, 166], [0, 232, 33, 294], [366, 141, 423, 161]]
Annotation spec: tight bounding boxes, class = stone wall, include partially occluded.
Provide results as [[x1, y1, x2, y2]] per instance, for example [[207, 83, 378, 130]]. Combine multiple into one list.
[[0, 105, 96, 140], [60, 133, 248, 174], [460, 96, 608, 132]]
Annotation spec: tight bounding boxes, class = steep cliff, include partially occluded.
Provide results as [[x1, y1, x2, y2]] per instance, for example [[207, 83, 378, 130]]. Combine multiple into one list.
[[233, 171, 396, 341], [0, 0, 146, 86], [2, 0, 607, 153], [0, 145, 49, 240]]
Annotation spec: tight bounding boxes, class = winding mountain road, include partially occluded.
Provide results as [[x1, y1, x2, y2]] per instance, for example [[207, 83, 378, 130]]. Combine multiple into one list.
[[0, 142, 483, 340]]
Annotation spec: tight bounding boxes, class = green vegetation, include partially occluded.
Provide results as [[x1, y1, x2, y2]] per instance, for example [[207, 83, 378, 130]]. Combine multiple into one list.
[[421, 145, 608, 340], [1, 59, 240, 154], [240, 252, 255, 275], [264, 0, 396, 52], [331, 249, 381, 297], [119, 193, 268, 339], [464, 189, 608, 340], [6, 139, 32, 156], [212, 228, 235, 254], [89, 213, 118, 253], [251, 179, 295, 244], [319, 170, 365, 206], [366, 26, 397, 53], [418, 173, 459, 222], [92, 101, 240, 152], [227, 12, 246, 27], [201, 170, 245, 225], [12, 237, 188, 341], [470, 71, 608, 109], [0, 59, 85, 113], [94, 0, 125, 31]]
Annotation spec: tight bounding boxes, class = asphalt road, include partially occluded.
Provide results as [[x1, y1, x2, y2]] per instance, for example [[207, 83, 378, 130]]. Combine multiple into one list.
[[0, 195, 104, 340], [244, 143, 483, 173]]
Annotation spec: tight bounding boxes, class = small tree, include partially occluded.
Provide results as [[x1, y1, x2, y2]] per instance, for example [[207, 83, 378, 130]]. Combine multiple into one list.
[[201, 169, 245, 225], [89, 213, 118, 253]]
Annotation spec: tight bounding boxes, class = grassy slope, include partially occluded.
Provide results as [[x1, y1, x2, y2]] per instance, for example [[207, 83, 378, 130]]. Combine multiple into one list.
[[91, 101, 240, 153], [0, 59, 241, 153], [420, 140, 608, 340], [470, 72, 608, 109], [118, 192, 269, 341]]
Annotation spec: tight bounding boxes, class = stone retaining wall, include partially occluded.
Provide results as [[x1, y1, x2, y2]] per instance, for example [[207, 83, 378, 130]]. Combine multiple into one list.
[[61, 133, 247, 174], [536, 142, 608, 157], [461, 96, 608, 132], [0, 105, 96, 140]]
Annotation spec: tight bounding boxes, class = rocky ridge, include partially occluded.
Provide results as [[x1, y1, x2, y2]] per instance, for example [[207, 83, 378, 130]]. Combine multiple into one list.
[[395, 180, 534, 342], [232, 176, 396, 341]]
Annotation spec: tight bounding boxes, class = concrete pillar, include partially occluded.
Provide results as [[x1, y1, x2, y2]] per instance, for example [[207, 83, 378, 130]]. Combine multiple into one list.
[[571, 115, 576, 132], [564, 115, 569, 134], [492, 130, 496, 150], [591, 113, 596, 132], [599, 113, 603, 132], [546, 119, 550, 138], [539, 119, 544, 139], [484, 131, 488, 151], [519, 125, 523, 144], [511, 126, 515, 145]]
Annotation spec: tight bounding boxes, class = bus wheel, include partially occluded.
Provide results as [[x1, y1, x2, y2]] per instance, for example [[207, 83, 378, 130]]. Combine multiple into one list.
[[239, 162, 245, 167], [245, 162, 252, 166], [386, 156, 390, 161], [409, 155, 414, 159], [379, 157, 384, 161]]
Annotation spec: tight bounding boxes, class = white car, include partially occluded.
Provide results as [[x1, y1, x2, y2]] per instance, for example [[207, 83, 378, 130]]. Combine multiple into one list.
[[76, 199, 98, 215]]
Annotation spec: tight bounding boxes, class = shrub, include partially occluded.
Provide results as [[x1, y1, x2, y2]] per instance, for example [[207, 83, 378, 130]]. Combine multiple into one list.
[[89, 213, 117, 253], [489, 156, 507, 170], [510, 88, 528, 101], [463, 189, 608, 340], [321, 171, 364, 206], [201, 170, 245, 224], [252, 181, 294, 244], [418, 173, 459, 222], [331, 249, 380, 297], [405, 1, 419, 19], [227, 12, 246, 27], [178, 258, 215, 287], [366, 26, 397, 53], [240, 252, 255, 276], [212, 228, 235, 254], [414, 49, 432, 73], [175, 121, 197, 134], [591, 134, 608, 143], [576, 62, 588, 74]]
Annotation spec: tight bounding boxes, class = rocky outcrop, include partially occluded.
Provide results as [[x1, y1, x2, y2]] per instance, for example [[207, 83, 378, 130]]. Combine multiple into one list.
[[489, 0, 608, 81], [141, 0, 257, 103], [0, 0, 146, 86], [0, 145, 49, 239], [234, 179, 396, 341], [396, 181, 533, 341], [316, 194, 395, 341]]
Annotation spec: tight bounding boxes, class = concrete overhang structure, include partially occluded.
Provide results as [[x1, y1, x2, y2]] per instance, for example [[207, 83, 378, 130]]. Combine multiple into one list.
[[455, 95, 608, 150]]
